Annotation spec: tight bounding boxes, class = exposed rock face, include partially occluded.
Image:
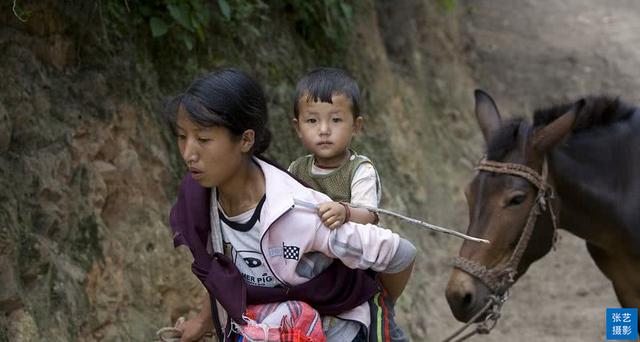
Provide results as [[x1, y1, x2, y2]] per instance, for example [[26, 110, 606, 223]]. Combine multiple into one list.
[[1, 0, 636, 340], [0, 3, 202, 340]]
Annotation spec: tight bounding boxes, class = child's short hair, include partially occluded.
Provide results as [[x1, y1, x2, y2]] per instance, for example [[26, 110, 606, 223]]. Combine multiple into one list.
[[293, 67, 361, 118]]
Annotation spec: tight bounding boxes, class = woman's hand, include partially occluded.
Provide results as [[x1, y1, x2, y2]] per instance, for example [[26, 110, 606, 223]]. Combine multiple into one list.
[[317, 202, 348, 229], [176, 316, 209, 342]]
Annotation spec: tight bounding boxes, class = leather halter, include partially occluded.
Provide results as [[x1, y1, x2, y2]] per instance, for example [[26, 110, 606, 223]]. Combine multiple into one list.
[[453, 157, 560, 294]]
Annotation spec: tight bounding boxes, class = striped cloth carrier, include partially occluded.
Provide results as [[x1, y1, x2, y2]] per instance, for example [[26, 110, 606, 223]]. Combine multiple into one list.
[[234, 301, 326, 342]]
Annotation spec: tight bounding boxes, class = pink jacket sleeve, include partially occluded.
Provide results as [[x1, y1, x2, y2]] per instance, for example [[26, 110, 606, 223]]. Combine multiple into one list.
[[311, 220, 400, 272]]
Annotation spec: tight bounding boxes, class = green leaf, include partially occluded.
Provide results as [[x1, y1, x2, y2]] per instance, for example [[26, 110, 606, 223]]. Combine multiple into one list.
[[149, 17, 169, 37], [340, 3, 353, 19], [178, 32, 195, 50], [244, 24, 259, 37], [191, 0, 204, 14], [195, 5, 210, 25], [167, 3, 194, 32], [196, 26, 205, 42], [139, 5, 152, 17], [217, 0, 232, 19]]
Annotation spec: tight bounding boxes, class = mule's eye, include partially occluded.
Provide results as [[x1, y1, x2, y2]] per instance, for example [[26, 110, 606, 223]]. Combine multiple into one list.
[[507, 194, 526, 207]]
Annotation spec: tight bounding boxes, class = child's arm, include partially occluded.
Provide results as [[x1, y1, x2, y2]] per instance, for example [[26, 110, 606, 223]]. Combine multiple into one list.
[[348, 161, 380, 224], [317, 202, 376, 228], [317, 161, 379, 228]]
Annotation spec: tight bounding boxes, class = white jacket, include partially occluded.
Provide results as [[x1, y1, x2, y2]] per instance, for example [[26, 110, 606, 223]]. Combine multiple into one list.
[[208, 157, 401, 327]]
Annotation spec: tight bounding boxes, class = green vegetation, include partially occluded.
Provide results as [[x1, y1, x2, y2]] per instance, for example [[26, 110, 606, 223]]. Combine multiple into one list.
[[437, 0, 457, 12], [103, 0, 356, 88], [112, 0, 211, 51]]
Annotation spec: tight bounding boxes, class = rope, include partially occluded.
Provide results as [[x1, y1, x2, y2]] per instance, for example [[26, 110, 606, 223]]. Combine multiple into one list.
[[452, 257, 515, 294], [156, 317, 184, 342], [156, 317, 214, 342], [441, 293, 507, 342], [476, 159, 548, 191]]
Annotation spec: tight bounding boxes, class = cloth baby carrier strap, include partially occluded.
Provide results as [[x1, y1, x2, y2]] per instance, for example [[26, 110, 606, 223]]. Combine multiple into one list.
[[191, 252, 379, 324], [246, 259, 379, 316]]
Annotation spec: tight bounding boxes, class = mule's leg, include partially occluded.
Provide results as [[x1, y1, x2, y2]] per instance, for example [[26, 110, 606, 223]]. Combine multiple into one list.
[[586, 242, 640, 337], [585, 242, 640, 308]]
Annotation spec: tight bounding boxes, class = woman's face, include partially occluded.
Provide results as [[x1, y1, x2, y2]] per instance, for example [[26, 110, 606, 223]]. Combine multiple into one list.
[[176, 108, 246, 188]]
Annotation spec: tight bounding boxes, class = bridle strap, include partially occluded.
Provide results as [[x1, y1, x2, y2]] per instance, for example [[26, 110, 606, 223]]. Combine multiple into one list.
[[475, 158, 550, 193], [453, 157, 559, 294]]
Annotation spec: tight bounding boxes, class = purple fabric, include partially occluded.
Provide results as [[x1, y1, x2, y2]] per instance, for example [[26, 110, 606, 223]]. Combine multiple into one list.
[[245, 259, 379, 316], [169, 174, 379, 324]]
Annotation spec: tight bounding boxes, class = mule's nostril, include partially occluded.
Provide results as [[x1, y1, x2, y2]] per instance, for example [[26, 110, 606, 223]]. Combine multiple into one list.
[[462, 293, 473, 308]]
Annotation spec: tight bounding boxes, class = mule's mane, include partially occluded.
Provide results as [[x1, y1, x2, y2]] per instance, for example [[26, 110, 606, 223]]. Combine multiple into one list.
[[486, 96, 636, 160], [533, 96, 635, 131]]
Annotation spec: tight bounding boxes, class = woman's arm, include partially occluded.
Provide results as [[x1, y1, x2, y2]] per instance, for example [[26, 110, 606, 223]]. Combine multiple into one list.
[[177, 295, 213, 342], [378, 238, 416, 300]]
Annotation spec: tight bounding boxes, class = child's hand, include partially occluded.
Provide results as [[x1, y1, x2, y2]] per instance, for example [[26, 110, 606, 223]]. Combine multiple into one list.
[[318, 202, 349, 229]]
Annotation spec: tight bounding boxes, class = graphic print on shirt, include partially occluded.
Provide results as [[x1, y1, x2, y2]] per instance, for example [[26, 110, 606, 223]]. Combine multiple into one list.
[[218, 195, 279, 287], [223, 241, 279, 287], [268, 242, 301, 261], [283, 243, 301, 260]]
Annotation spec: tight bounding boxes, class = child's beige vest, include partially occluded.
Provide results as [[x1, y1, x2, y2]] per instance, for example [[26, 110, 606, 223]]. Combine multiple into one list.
[[288, 151, 372, 203]]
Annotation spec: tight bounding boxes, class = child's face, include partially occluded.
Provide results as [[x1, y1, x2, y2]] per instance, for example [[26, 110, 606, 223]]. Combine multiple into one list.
[[176, 108, 252, 188], [293, 94, 363, 167]]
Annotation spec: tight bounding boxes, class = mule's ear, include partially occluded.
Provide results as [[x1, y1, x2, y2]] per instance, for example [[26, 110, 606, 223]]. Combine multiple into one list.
[[532, 99, 584, 152], [475, 90, 502, 143]]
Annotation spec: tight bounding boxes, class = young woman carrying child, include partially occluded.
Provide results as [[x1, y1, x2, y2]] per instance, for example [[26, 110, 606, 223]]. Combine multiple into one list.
[[166, 68, 416, 342]]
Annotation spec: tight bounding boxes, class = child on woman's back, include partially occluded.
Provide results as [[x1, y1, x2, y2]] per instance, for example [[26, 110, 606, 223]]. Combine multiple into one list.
[[289, 67, 414, 341]]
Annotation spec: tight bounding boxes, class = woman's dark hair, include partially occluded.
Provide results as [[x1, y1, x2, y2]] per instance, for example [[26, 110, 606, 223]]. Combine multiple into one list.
[[166, 68, 271, 155], [293, 67, 361, 118]]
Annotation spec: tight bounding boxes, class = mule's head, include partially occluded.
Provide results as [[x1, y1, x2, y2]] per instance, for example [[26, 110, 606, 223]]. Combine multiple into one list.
[[445, 90, 581, 322]]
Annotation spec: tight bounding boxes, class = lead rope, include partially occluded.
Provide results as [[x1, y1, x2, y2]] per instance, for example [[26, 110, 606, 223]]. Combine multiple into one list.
[[155, 317, 215, 342], [441, 292, 509, 342], [156, 317, 185, 342]]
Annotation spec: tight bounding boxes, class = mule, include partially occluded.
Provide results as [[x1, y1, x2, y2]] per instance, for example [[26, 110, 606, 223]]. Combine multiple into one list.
[[445, 90, 640, 324]]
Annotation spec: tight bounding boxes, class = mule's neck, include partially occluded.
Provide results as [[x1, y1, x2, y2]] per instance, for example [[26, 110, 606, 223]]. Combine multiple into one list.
[[548, 120, 640, 252]]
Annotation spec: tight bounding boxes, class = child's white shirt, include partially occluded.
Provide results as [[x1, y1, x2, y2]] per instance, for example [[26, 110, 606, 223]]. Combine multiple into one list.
[[306, 160, 381, 207]]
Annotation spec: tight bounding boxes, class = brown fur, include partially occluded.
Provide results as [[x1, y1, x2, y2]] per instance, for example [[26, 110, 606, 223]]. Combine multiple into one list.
[[445, 90, 640, 324]]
